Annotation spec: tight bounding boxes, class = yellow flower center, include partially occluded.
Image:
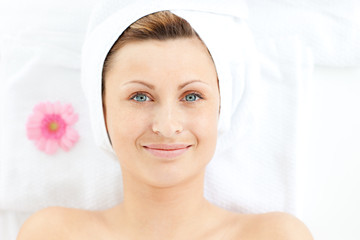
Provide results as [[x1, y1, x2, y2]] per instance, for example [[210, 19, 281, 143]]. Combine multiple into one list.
[[49, 122, 59, 131]]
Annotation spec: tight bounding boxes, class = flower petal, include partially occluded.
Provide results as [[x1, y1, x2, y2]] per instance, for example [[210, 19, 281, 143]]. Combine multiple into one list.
[[62, 104, 74, 115], [26, 119, 42, 129], [53, 101, 62, 115], [45, 102, 54, 114], [29, 112, 42, 121], [33, 102, 47, 115], [59, 128, 79, 151], [62, 113, 78, 125], [66, 127, 80, 142], [27, 127, 42, 140], [35, 137, 47, 151], [45, 139, 58, 155], [59, 135, 72, 151]]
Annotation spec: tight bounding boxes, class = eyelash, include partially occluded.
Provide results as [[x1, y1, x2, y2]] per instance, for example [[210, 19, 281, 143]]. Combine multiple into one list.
[[129, 91, 204, 103]]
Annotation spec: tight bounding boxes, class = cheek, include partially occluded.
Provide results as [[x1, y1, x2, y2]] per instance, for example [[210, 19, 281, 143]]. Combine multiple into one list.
[[191, 109, 217, 134], [107, 107, 146, 145], [106, 107, 149, 168], [188, 104, 219, 152]]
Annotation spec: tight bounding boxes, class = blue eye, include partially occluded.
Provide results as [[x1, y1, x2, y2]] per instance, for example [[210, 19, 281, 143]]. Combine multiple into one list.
[[184, 93, 203, 102], [130, 92, 203, 103], [131, 93, 150, 102]]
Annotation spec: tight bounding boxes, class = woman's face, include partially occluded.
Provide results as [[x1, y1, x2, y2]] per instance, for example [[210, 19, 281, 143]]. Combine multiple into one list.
[[103, 37, 220, 187]]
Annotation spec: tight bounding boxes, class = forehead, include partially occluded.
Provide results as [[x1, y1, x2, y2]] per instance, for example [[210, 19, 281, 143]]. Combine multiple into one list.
[[107, 38, 217, 81]]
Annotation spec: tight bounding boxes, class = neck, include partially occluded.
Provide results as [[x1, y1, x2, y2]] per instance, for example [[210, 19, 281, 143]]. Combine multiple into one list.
[[115, 169, 216, 239]]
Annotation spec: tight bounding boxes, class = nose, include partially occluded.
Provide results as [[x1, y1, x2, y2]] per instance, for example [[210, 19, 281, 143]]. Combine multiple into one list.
[[151, 103, 183, 137]]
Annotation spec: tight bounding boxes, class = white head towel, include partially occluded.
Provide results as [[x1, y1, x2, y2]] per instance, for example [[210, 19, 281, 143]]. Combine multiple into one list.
[[81, 0, 299, 214], [81, 0, 250, 157]]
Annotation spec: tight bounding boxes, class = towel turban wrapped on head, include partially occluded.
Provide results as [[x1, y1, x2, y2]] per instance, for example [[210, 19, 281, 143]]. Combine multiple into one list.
[[81, 0, 298, 214], [81, 0, 251, 156]]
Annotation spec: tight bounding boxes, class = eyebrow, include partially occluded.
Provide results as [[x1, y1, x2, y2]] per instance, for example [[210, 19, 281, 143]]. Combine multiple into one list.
[[122, 79, 209, 90]]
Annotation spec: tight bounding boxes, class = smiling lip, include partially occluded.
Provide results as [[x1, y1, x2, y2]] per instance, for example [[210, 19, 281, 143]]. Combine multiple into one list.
[[143, 144, 191, 159]]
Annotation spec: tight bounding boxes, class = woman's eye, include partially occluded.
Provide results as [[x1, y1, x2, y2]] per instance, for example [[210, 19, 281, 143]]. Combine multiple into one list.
[[131, 93, 151, 102], [183, 93, 203, 102], [130, 92, 203, 103]]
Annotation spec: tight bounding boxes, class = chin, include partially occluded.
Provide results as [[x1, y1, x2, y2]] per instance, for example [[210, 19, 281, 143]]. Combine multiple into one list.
[[144, 163, 207, 189]]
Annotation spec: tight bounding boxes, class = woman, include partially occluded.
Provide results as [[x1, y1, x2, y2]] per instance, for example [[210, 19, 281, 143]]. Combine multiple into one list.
[[17, 9, 313, 240]]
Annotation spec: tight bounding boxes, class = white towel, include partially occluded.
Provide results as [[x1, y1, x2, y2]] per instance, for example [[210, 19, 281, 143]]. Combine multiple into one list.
[[0, 210, 32, 240], [246, 0, 360, 67], [0, 30, 123, 211], [0, 0, 310, 216]]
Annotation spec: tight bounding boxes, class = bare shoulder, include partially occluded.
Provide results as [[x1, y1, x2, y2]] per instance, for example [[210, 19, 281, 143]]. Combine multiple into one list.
[[235, 211, 314, 240], [17, 206, 104, 240], [260, 212, 313, 239], [17, 207, 71, 240]]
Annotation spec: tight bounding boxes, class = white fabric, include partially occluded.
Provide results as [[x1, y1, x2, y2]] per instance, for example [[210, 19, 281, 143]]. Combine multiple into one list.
[[0, 210, 32, 240], [247, 0, 360, 67], [0, 31, 123, 212], [0, 1, 318, 236], [205, 35, 312, 213]]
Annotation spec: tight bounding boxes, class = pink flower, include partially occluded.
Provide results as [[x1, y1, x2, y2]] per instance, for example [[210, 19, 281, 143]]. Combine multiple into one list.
[[26, 101, 79, 155]]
